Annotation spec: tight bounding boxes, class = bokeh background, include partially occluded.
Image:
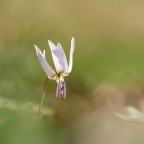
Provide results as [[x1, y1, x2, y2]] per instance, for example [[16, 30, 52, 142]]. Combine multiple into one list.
[[1, 0, 144, 144]]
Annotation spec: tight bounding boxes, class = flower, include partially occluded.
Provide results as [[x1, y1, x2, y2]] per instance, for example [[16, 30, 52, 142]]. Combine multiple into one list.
[[34, 37, 75, 99]]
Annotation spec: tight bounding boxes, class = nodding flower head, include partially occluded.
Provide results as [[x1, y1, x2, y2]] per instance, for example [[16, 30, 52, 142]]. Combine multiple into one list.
[[34, 37, 75, 99]]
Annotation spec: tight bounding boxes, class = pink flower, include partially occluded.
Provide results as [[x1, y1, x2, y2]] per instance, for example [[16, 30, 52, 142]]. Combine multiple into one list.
[[34, 37, 75, 99]]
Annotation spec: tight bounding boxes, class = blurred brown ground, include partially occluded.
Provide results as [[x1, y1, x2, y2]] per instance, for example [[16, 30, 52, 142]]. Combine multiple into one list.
[[74, 84, 144, 144]]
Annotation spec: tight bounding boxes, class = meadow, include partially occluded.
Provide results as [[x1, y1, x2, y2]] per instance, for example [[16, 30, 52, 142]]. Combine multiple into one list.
[[0, 0, 144, 144]]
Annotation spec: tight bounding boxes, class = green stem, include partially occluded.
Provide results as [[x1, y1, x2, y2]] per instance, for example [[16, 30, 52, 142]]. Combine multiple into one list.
[[38, 77, 48, 117]]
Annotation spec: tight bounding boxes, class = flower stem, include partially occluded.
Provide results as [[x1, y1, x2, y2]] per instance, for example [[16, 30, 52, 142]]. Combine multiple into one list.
[[38, 77, 48, 117]]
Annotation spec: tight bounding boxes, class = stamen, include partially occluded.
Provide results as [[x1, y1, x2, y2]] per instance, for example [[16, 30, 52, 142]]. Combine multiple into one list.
[[56, 78, 66, 100], [61, 81, 64, 91], [60, 80, 66, 99], [63, 80, 66, 99]]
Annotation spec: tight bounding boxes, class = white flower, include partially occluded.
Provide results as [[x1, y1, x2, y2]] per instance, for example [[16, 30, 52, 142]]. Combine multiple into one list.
[[34, 37, 75, 99]]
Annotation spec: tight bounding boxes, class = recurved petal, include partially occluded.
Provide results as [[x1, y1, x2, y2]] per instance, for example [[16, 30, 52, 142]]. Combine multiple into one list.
[[34, 45, 56, 78], [57, 43, 69, 73], [68, 37, 75, 73], [70, 37, 75, 55], [48, 40, 64, 73], [43, 50, 45, 57]]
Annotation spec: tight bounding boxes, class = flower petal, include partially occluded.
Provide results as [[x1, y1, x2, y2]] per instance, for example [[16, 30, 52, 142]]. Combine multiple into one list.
[[48, 40, 64, 73], [57, 43, 69, 73], [43, 50, 45, 57], [68, 37, 75, 73], [34, 45, 56, 78]]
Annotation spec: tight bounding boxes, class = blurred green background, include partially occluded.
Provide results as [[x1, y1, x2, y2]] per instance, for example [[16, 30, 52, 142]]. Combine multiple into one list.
[[1, 0, 144, 144]]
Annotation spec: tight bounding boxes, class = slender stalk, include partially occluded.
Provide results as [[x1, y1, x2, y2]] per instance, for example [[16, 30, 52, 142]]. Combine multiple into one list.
[[38, 77, 48, 117]]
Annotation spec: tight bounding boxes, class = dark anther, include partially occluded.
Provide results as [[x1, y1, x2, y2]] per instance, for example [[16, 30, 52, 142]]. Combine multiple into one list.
[[61, 81, 64, 91]]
